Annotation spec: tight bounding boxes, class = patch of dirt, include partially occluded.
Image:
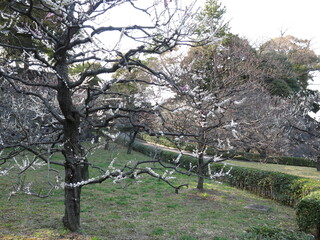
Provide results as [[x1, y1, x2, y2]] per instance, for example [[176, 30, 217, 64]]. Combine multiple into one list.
[[0, 232, 92, 240], [59, 233, 92, 240], [184, 188, 221, 201]]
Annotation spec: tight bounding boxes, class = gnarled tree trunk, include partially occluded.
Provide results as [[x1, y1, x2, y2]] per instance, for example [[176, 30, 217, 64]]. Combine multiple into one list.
[[56, 61, 88, 231]]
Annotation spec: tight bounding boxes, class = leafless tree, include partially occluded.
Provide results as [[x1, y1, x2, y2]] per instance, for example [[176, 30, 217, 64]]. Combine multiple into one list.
[[284, 90, 320, 168], [0, 0, 220, 231], [157, 36, 259, 190], [229, 87, 291, 160]]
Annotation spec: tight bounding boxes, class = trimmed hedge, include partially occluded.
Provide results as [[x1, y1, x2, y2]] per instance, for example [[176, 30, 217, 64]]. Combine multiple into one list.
[[208, 149, 316, 168], [231, 152, 315, 168], [211, 164, 320, 206], [296, 191, 320, 238]]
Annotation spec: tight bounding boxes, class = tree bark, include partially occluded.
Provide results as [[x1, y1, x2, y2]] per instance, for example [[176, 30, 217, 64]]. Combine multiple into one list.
[[60, 102, 88, 231], [56, 60, 88, 231], [127, 130, 138, 154], [60, 106, 88, 231], [63, 185, 81, 231], [104, 138, 110, 150], [197, 153, 205, 191], [258, 147, 267, 161], [316, 155, 320, 171], [196, 127, 206, 191]]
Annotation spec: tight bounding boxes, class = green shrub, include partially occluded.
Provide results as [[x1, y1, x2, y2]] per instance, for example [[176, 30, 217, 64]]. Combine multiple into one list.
[[296, 191, 320, 236], [240, 225, 314, 240], [228, 152, 315, 168], [130, 141, 158, 157], [275, 156, 315, 168], [211, 164, 320, 206]]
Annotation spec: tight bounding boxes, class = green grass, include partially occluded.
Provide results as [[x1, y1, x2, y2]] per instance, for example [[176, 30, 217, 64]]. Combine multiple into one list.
[[0, 143, 301, 239], [226, 159, 320, 180]]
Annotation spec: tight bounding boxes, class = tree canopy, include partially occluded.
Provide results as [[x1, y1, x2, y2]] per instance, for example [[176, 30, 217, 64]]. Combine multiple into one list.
[[260, 35, 320, 96]]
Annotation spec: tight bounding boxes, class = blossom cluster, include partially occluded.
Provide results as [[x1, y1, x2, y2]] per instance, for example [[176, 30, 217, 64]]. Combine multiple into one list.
[[208, 163, 232, 180]]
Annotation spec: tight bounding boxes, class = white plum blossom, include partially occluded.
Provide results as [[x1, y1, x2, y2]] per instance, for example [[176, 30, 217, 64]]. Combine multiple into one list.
[[217, 138, 223, 148], [174, 152, 182, 164], [0, 166, 14, 176], [163, 169, 176, 180], [231, 129, 239, 139], [192, 149, 199, 158], [234, 98, 246, 105], [106, 132, 120, 141], [216, 98, 231, 107], [108, 158, 117, 170], [224, 119, 238, 129], [113, 174, 126, 184], [226, 138, 233, 149], [107, 109, 114, 116], [146, 167, 160, 178], [96, 110, 104, 117], [213, 155, 223, 162], [209, 163, 232, 180], [208, 163, 212, 176], [162, 170, 168, 179]]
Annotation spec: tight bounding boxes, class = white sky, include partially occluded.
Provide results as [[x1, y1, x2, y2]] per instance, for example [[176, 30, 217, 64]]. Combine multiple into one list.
[[218, 0, 320, 54], [104, 0, 320, 53]]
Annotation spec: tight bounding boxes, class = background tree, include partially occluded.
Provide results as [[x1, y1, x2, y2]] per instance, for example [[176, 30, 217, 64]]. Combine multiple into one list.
[[229, 87, 291, 159], [232, 35, 320, 158], [158, 34, 261, 190], [284, 90, 320, 169], [259, 35, 320, 96], [162, 33, 320, 166], [0, 0, 219, 231]]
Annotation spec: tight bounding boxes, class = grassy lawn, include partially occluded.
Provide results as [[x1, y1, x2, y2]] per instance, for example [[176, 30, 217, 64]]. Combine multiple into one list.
[[0, 143, 300, 240], [226, 160, 320, 180]]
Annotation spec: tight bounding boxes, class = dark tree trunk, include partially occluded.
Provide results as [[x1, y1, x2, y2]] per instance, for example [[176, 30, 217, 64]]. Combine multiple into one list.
[[56, 61, 88, 232], [196, 127, 206, 191], [104, 138, 110, 150], [60, 106, 88, 231], [63, 185, 81, 231], [60, 106, 89, 231], [127, 130, 138, 154], [258, 148, 267, 161], [197, 153, 205, 191], [316, 156, 320, 171], [94, 133, 99, 144]]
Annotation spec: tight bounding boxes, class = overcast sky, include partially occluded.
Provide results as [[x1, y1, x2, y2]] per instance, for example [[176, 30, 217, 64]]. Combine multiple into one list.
[[218, 0, 320, 54]]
